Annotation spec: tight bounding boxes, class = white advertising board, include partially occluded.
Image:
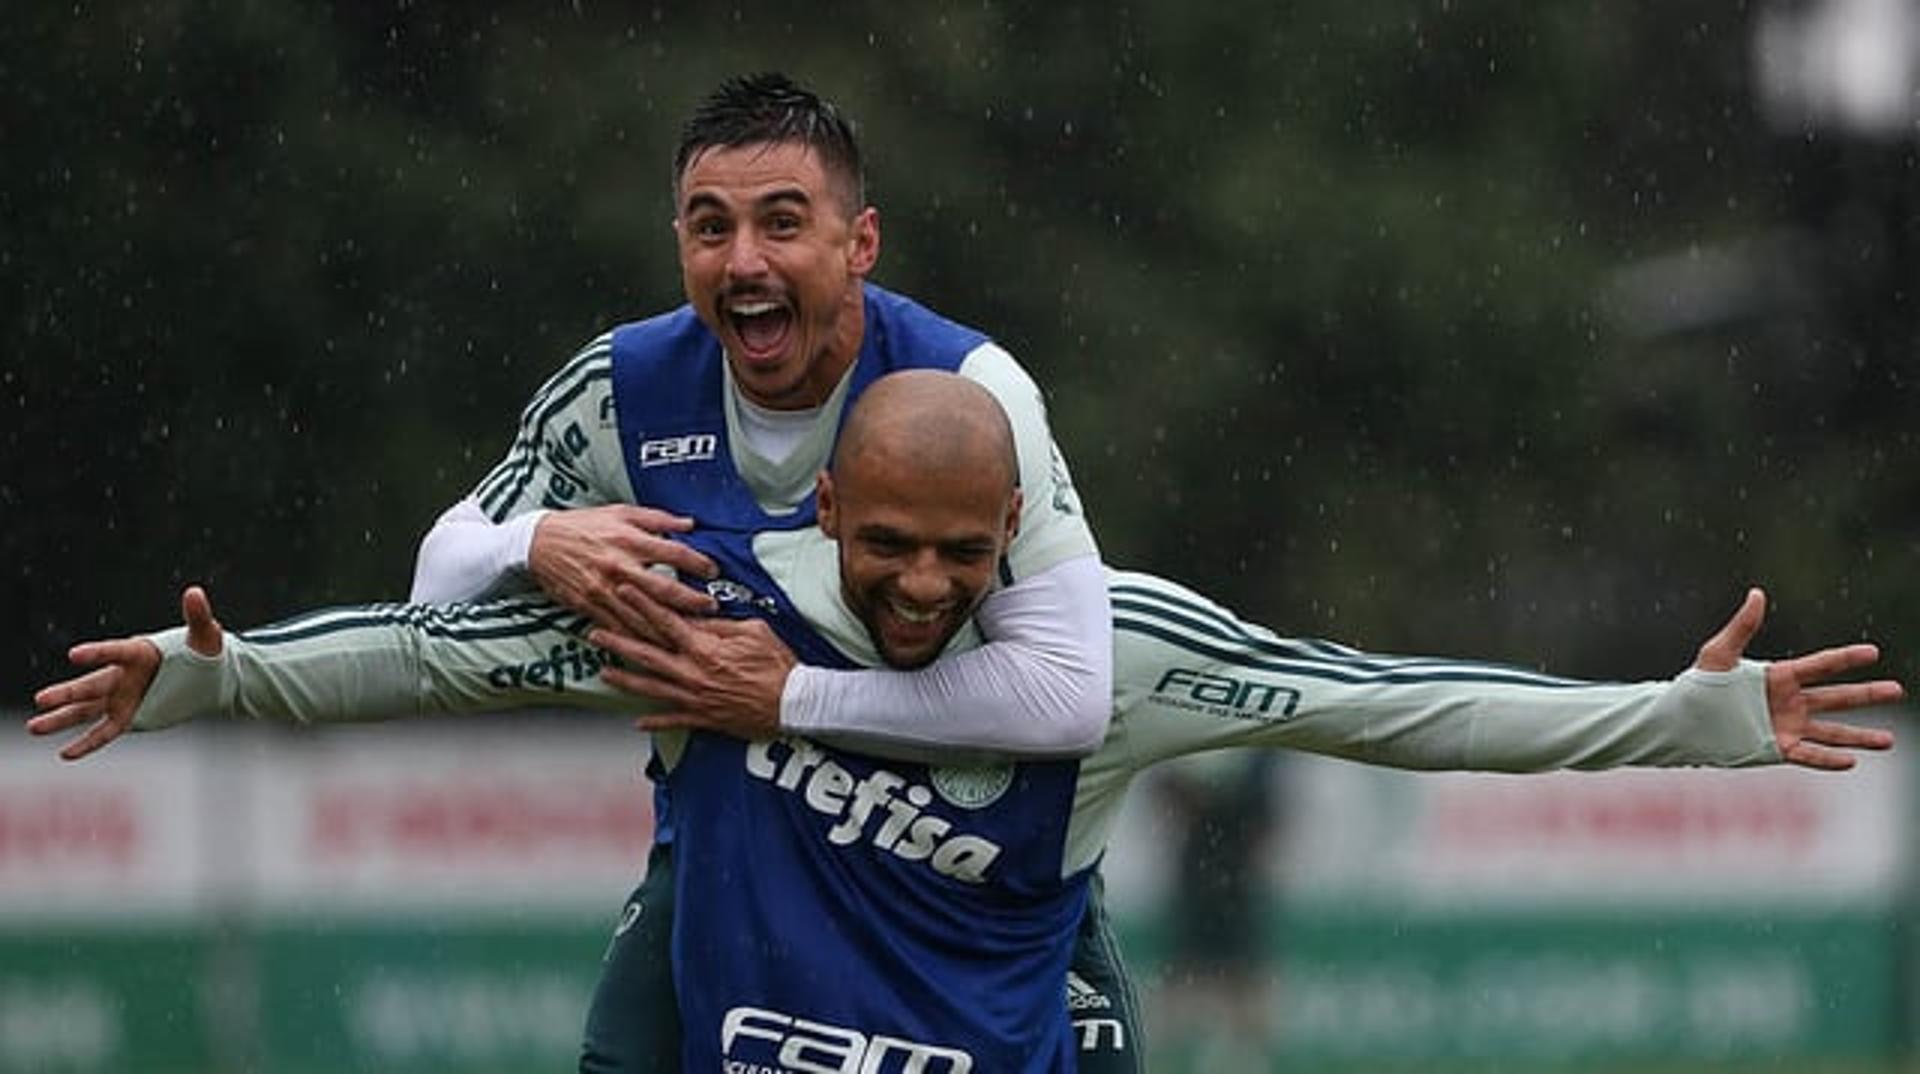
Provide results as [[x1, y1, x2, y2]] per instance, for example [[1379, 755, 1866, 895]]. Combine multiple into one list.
[[0, 718, 655, 918], [243, 720, 655, 912], [5, 709, 1908, 920], [1282, 749, 1907, 905], [0, 728, 208, 918], [1103, 718, 1908, 914]]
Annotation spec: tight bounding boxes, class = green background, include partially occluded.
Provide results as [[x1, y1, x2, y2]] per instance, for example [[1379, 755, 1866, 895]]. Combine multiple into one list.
[[1, 907, 1906, 1073], [10, 2, 1917, 694]]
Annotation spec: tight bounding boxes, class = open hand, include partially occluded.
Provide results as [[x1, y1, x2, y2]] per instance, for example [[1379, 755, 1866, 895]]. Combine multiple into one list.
[[26, 586, 223, 761], [1696, 588, 1901, 769]]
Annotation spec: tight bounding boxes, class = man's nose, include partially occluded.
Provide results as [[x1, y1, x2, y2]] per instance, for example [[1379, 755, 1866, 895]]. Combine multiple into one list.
[[725, 229, 770, 280], [895, 553, 950, 604]]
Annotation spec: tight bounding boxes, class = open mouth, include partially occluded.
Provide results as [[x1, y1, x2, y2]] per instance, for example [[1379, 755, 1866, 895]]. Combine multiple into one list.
[[886, 598, 947, 626], [727, 298, 794, 362], [869, 593, 962, 667], [881, 596, 960, 655]]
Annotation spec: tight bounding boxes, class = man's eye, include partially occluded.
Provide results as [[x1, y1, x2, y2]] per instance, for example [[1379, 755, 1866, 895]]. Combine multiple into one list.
[[691, 218, 728, 240], [766, 213, 802, 235]]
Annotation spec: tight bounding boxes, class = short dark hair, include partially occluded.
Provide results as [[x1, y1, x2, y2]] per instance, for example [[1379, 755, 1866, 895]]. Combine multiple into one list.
[[674, 73, 865, 213]]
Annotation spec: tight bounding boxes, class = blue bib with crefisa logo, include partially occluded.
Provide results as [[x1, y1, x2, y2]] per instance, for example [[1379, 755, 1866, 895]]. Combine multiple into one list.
[[604, 284, 1090, 1073]]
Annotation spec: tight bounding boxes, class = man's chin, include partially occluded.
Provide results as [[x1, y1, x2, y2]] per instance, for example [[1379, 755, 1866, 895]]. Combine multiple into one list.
[[877, 641, 941, 671], [732, 358, 797, 398], [732, 345, 792, 377], [723, 341, 806, 397], [876, 622, 961, 671], [864, 606, 967, 670]]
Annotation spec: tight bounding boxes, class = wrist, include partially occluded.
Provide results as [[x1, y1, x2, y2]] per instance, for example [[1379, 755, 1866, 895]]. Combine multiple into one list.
[[503, 510, 551, 574], [778, 664, 822, 732]]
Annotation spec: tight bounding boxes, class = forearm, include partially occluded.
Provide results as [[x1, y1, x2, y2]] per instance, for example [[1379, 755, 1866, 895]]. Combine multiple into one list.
[[1107, 570, 1781, 772], [783, 555, 1113, 758], [1288, 662, 1780, 771], [133, 597, 642, 731], [410, 497, 547, 602]]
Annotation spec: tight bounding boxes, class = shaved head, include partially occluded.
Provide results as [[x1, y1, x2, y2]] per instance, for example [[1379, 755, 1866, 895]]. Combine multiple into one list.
[[818, 370, 1024, 668], [831, 370, 1018, 496]]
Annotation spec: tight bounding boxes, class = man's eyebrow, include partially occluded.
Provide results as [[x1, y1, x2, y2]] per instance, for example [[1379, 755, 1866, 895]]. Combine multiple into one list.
[[756, 186, 812, 210], [681, 191, 728, 216], [680, 187, 813, 215]]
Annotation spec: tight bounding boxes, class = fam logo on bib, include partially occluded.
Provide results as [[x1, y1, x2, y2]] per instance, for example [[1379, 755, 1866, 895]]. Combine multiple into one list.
[[637, 431, 718, 468], [930, 763, 1014, 810]]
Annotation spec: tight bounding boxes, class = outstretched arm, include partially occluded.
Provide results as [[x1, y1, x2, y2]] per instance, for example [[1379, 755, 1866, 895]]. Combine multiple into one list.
[[27, 585, 653, 762], [1105, 574, 1898, 773]]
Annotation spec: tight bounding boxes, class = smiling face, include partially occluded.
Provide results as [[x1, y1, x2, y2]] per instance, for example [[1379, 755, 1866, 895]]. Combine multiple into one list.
[[820, 454, 1021, 670], [674, 141, 880, 410], [817, 372, 1022, 670]]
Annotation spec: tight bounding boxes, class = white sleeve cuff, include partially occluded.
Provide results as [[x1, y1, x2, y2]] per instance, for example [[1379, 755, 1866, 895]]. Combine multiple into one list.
[[409, 497, 549, 603], [498, 510, 547, 573]]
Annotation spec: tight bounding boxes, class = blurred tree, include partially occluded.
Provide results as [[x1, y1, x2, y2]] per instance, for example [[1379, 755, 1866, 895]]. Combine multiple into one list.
[[8, 1, 1914, 699]]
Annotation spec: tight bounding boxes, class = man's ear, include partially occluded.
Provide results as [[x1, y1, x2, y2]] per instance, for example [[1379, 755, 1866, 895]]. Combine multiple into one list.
[[848, 206, 880, 277], [1003, 489, 1023, 544], [817, 470, 840, 537]]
